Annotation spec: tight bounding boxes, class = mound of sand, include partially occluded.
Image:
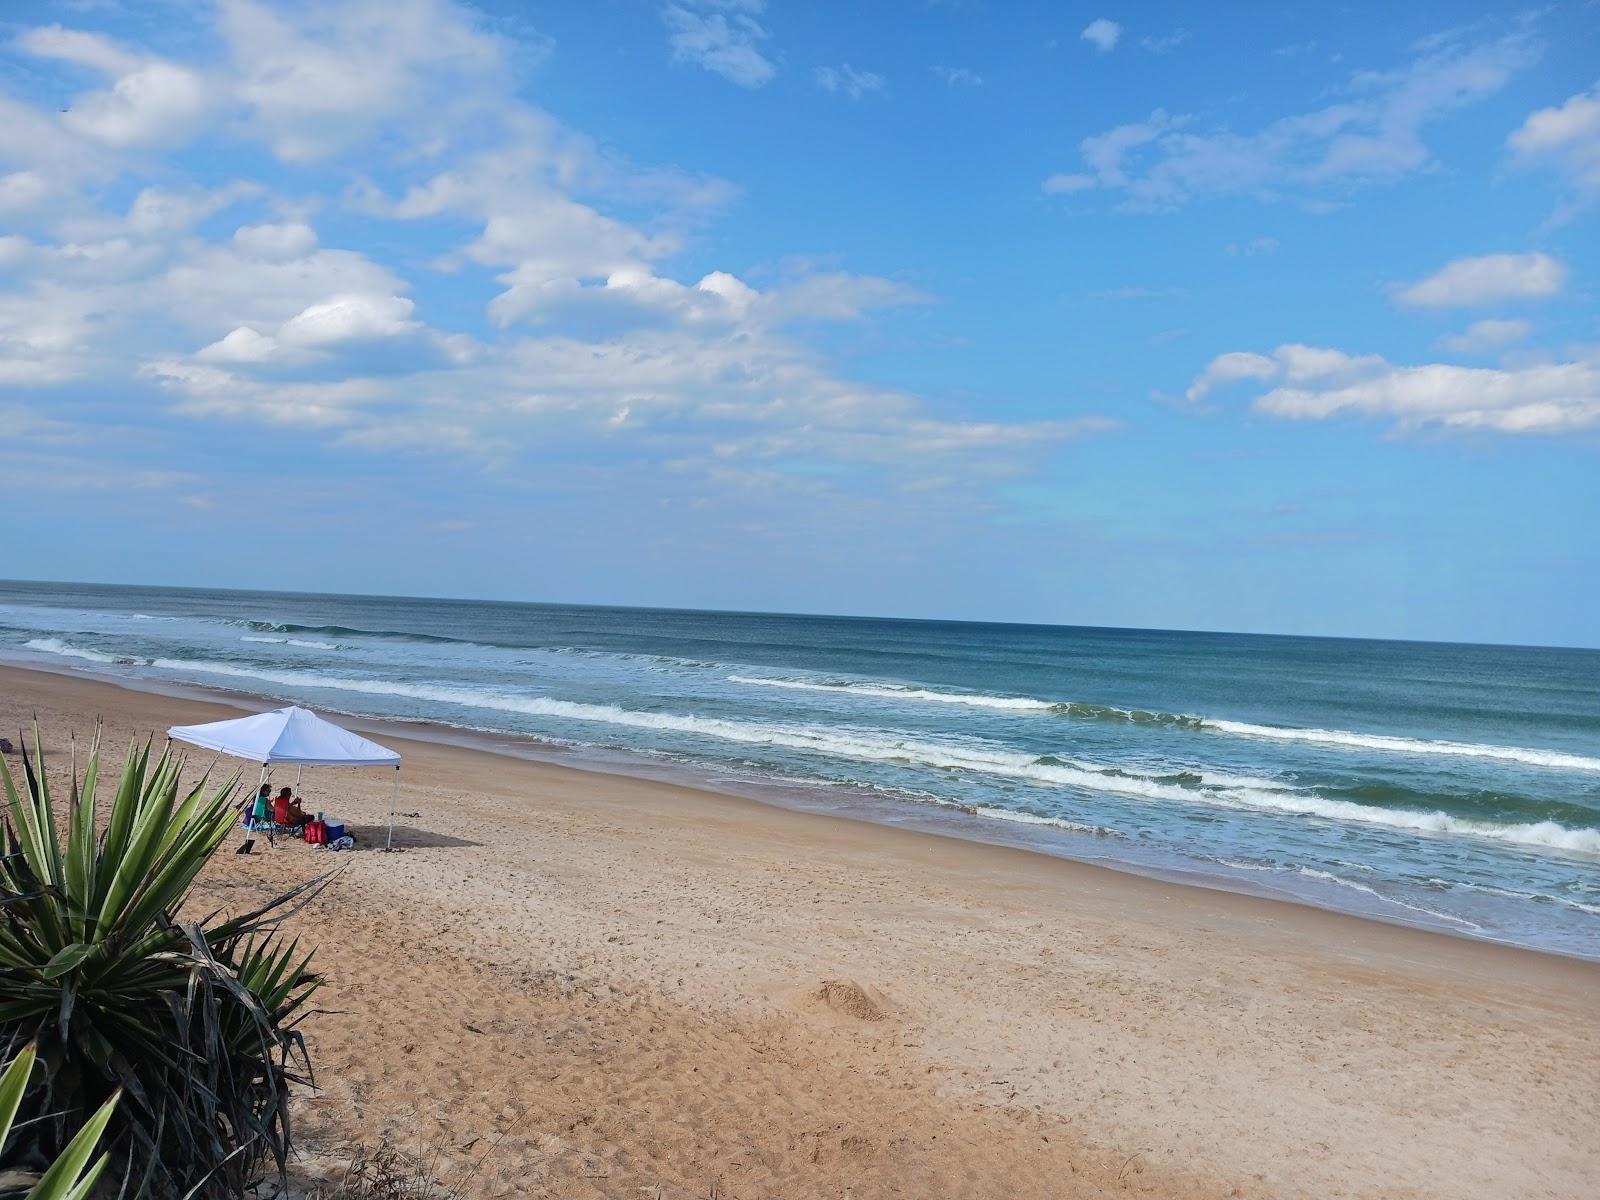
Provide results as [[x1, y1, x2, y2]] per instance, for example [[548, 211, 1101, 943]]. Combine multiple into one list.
[[815, 978, 886, 1021]]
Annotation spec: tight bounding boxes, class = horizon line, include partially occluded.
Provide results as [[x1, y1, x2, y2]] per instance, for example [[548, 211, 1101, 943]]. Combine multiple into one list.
[[1, 575, 1594, 656]]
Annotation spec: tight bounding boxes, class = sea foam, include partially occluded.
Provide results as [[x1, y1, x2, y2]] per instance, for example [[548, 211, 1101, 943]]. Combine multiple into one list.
[[728, 675, 1054, 711], [1200, 718, 1600, 773], [26, 637, 142, 665], [730, 672, 1600, 773]]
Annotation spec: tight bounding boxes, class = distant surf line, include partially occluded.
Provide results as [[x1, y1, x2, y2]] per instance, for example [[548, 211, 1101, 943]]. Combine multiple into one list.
[[727, 674, 1600, 773]]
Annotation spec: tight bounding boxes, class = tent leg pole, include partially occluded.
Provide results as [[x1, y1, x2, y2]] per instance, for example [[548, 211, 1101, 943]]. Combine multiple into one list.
[[387, 769, 398, 852]]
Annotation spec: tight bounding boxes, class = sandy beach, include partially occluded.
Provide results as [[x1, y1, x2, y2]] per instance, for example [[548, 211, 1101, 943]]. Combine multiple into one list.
[[3, 663, 1597, 1199]]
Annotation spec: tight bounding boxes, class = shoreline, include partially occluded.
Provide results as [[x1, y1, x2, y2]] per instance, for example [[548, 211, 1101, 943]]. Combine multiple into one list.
[[5, 662, 1600, 1198], [6, 655, 1594, 963]]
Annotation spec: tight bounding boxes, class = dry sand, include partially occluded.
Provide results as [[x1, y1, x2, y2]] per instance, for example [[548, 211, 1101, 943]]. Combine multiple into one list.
[[3, 664, 1597, 1199]]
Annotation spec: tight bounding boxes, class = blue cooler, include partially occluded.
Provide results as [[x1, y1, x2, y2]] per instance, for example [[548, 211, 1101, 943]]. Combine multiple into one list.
[[323, 820, 346, 842]]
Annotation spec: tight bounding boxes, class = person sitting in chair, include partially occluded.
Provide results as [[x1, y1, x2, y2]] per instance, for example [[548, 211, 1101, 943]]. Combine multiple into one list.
[[247, 784, 272, 826], [273, 786, 310, 828]]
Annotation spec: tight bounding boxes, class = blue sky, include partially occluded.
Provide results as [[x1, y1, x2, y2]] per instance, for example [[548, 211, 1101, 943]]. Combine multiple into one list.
[[1, 1, 1597, 646]]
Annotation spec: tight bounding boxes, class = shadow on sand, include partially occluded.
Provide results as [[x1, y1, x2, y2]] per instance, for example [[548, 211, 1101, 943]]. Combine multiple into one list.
[[347, 823, 484, 850]]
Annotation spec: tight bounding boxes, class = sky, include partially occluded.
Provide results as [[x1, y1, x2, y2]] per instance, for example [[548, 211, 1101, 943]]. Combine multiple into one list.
[[1, 1, 1597, 647]]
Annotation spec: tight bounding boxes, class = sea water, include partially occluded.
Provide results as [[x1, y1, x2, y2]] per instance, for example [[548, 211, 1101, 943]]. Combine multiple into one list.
[[2, 579, 1597, 957]]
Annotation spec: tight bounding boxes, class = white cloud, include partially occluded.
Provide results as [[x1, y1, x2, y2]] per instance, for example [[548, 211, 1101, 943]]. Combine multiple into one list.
[[1041, 173, 1098, 195], [1437, 318, 1531, 354], [19, 26, 211, 148], [196, 326, 278, 363], [45, 184, 258, 258], [160, 231, 407, 333], [814, 65, 885, 100], [760, 271, 929, 322], [1081, 19, 1122, 54], [1186, 351, 1280, 403], [1141, 31, 1188, 55], [0, 236, 31, 267], [1047, 30, 1536, 210], [0, 171, 54, 214], [932, 65, 982, 88], [219, 0, 507, 162], [0, 286, 107, 384], [126, 184, 257, 237], [1392, 252, 1566, 309], [1507, 83, 1600, 220], [280, 292, 418, 347], [354, 125, 715, 327], [232, 221, 320, 261], [1509, 85, 1600, 157], [15, 26, 141, 76], [1189, 343, 1600, 434], [146, 359, 386, 426], [196, 292, 418, 362], [662, 1, 775, 88]]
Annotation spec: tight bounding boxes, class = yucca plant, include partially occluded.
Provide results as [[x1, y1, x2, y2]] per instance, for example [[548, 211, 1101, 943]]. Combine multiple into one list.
[[0, 1044, 117, 1200], [0, 724, 322, 1199]]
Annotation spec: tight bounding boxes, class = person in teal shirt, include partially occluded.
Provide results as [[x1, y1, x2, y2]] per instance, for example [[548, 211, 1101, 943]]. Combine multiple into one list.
[[249, 783, 271, 825]]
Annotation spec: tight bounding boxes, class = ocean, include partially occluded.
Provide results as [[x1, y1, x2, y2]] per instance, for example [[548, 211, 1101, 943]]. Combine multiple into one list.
[[2, 579, 1597, 958]]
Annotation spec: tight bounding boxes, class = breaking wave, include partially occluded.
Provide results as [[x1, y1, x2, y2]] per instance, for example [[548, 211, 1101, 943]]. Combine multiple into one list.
[[1201, 718, 1600, 773], [25, 637, 145, 666], [243, 620, 463, 646], [241, 635, 341, 650], [728, 674, 1600, 771], [728, 675, 1054, 711]]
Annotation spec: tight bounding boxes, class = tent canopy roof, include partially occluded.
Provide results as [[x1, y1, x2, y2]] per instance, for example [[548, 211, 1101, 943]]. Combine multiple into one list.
[[167, 706, 400, 767]]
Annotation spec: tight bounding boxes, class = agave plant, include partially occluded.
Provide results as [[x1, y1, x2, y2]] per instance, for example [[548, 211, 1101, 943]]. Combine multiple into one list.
[[0, 724, 322, 1199], [0, 1044, 117, 1200]]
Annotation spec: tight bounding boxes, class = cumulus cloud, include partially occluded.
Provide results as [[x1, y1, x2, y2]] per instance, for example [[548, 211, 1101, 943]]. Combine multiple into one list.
[[195, 326, 277, 364], [1188, 342, 1600, 434], [1436, 318, 1531, 354], [219, 0, 507, 163], [1507, 82, 1600, 220], [194, 291, 419, 364], [1046, 30, 1536, 210], [19, 26, 211, 148], [662, 1, 775, 88], [160, 225, 407, 333], [1186, 351, 1282, 404], [814, 65, 885, 99], [1081, 19, 1122, 54], [1392, 252, 1566, 309]]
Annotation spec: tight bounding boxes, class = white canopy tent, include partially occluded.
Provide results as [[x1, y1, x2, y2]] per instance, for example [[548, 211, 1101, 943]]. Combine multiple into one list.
[[168, 705, 403, 848]]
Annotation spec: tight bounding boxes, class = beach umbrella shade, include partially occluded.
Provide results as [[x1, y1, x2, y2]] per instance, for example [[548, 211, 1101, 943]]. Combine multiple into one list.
[[168, 706, 403, 847]]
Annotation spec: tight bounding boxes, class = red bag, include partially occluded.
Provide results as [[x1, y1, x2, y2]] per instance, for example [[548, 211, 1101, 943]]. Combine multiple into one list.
[[304, 820, 328, 845]]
